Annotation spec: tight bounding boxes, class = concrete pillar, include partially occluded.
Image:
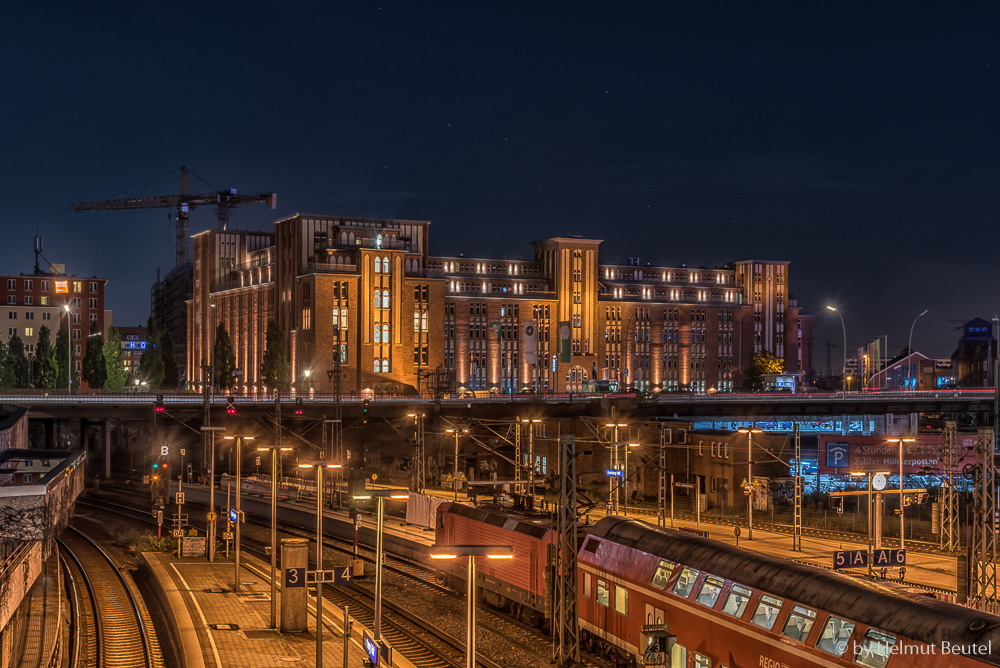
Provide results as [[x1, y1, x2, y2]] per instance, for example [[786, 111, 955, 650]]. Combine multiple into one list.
[[280, 538, 309, 633], [104, 420, 112, 479]]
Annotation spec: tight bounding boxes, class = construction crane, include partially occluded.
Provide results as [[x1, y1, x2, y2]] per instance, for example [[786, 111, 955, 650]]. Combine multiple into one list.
[[69, 166, 277, 267]]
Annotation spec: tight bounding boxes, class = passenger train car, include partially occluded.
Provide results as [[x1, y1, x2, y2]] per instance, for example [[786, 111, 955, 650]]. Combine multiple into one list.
[[435, 502, 1000, 667]]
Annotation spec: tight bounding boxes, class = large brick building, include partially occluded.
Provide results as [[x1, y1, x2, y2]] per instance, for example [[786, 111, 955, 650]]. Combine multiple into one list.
[[187, 216, 811, 395]]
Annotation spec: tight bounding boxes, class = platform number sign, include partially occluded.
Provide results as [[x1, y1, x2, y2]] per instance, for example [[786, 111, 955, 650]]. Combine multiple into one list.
[[161, 445, 169, 456], [833, 550, 868, 569], [873, 549, 906, 567], [284, 568, 306, 588], [333, 566, 353, 585]]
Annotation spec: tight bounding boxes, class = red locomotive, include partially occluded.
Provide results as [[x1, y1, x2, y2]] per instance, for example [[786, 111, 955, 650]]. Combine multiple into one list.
[[437, 503, 1000, 667]]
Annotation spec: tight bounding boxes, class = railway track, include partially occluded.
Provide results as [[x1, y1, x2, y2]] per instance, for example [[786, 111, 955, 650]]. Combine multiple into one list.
[[57, 526, 161, 668]]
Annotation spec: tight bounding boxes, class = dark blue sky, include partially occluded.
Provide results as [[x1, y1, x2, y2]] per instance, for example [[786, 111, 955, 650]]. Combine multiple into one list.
[[3, 3, 998, 370]]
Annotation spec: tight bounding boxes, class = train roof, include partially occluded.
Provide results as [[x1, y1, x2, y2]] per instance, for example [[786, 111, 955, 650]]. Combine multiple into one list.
[[590, 517, 1000, 658], [441, 502, 553, 539]]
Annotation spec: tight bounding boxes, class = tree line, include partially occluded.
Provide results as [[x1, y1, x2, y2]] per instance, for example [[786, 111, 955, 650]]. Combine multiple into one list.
[[0, 316, 179, 392]]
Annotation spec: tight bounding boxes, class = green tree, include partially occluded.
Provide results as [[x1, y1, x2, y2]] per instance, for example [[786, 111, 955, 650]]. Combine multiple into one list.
[[260, 321, 290, 392], [138, 317, 164, 388], [213, 323, 237, 391], [34, 325, 58, 389], [83, 321, 107, 390], [742, 351, 785, 391], [160, 330, 179, 389], [103, 326, 128, 391], [7, 333, 30, 388], [0, 339, 11, 389], [55, 326, 70, 390]]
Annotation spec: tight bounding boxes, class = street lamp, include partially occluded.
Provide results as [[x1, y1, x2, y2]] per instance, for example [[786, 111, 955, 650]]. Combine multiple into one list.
[[623, 442, 640, 516], [353, 486, 408, 643], [605, 422, 627, 514], [521, 419, 542, 498], [430, 545, 514, 668], [62, 304, 72, 393], [851, 470, 892, 555], [298, 460, 343, 668], [445, 428, 469, 502], [258, 445, 292, 629], [907, 310, 929, 391], [199, 426, 227, 562], [738, 427, 762, 539], [223, 435, 254, 592], [886, 437, 915, 549], [826, 305, 847, 392]]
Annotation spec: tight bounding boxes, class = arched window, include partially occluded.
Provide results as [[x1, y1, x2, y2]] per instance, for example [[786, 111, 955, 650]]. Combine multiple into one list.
[[374, 257, 382, 273], [348, 232, 355, 245], [374, 360, 381, 373], [374, 291, 381, 308], [381, 359, 389, 373], [374, 325, 381, 343], [382, 256, 390, 273], [341, 232, 347, 245], [382, 324, 390, 341], [376, 233, 383, 249], [382, 290, 390, 308]]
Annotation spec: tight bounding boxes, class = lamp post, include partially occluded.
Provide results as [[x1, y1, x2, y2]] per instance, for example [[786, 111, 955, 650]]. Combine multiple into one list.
[[430, 545, 514, 668], [826, 305, 847, 391], [852, 470, 891, 555], [622, 442, 640, 516], [887, 437, 915, 549], [738, 427, 762, 539], [258, 445, 292, 629], [199, 426, 226, 562], [223, 435, 254, 592], [299, 461, 343, 668], [907, 310, 929, 391], [62, 304, 72, 393], [521, 419, 542, 498], [605, 422, 627, 514], [445, 428, 469, 502], [353, 486, 409, 642]]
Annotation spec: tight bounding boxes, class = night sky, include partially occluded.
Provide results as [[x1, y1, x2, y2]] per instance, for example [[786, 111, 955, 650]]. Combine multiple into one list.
[[4, 3, 999, 372]]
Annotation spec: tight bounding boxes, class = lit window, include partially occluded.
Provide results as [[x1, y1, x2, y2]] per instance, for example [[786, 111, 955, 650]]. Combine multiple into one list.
[[671, 568, 699, 598], [382, 324, 389, 341], [596, 579, 609, 607], [374, 257, 382, 273], [381, 359, 389, 373], [614, 585, 628, 615], [781, 605, 817, 643], [374, 360, 380, 373], [750, 594, 782, 630], [24, 327, 33, 337], [382, 290, 389, 308], [374, 326, 381, 343], [583, 572, 592, 598], [696, 575, 725, 608], [854, 629, 895, 668], [383, 256, 390, 273], [722, 584, 753, 618], [374, 291, 381, 308]]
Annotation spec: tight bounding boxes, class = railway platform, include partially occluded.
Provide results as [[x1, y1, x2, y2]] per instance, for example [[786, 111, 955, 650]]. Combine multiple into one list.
[[142, 549, 416, 668]]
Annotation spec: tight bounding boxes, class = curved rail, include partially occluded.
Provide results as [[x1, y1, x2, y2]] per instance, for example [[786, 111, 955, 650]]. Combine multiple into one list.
[[58, 550, 85, 668], [57, 527, 153, 668]]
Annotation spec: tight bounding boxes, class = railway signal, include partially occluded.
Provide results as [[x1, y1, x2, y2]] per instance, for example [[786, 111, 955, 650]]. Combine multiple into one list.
[[226, 396, 237, 415], [294, 398, 304, 415], [154, 394, 165, 413]]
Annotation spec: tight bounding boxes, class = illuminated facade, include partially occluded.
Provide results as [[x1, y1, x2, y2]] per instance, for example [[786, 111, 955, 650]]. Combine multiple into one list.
[[0, 272, 108, 376], [187, 218, 811, 395]]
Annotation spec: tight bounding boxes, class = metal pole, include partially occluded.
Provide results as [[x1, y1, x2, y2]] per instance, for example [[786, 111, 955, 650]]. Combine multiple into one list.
[[270, 449, 278, 628], [528, 426, 535, 498], [899, 439, 905, 550], [209, 431, 216, 562], [624, 447, 628, 517], [235, 436, 242, 592], [342, 605, 350, 668], [375, 496, 384, 640], [696, 475, 701, 530], [670, 473, 674, 528], [467, 555, 476, 668], [867, 474, 873, 556], [454, 433, 459, 502], [747, 431, 753, 540], [316, 464, 323, 668]]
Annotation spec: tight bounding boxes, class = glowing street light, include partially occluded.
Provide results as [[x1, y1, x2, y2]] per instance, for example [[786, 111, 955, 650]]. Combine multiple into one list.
[[222, 435, 254, 592], [299, 460, 343, 668], [738, 427, 763, 539], [445, 428, 469, 502], [353, 487, 408, 642], [886, 437, 916, 549], [430, 545, 513, 668], [826, 305, 847, 391], [257, 445, 293, 629]]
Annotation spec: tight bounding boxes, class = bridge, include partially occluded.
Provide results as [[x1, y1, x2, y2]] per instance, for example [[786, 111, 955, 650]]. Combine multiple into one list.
[[13, 388, 997, 421]]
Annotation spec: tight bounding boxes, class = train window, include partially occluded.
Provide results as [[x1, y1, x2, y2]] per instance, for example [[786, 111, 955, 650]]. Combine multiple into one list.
[[781, 605, 817, 643], [695, 575, 725, 608], [649, 560, 676, 589], [817, 616, 856, 656], [693, 653, 712, 668], [722, 584, 753, 618], [671, 567, 699, 598], [750, 594, 782, 630], [584, 572, 592, 598], [854, 629, 896, 668], [614, 585, 628, 615], [671, 643, 687, 668], [596, 579, 610, 607]]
